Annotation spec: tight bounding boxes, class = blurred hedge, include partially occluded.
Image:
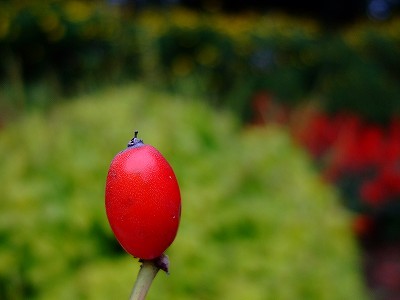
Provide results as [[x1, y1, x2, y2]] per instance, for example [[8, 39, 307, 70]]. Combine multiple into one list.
[[1, 2, 399, 122], [0, 84, 368, 299]]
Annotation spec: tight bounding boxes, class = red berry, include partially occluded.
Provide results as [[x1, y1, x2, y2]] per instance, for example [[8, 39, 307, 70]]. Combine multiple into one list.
[[105, 131, 181, 259]]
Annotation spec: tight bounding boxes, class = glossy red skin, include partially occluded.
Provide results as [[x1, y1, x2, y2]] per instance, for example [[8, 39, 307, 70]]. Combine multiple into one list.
[[105, 144, 181, 260]]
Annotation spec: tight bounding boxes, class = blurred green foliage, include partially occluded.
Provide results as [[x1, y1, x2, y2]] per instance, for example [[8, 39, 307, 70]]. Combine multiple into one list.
[[0, 84, 368, 299], [1, 2, 400, 123]]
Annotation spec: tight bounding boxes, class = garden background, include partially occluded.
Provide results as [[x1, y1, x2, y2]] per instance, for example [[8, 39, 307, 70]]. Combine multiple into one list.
[[1, 0, 400, 299]]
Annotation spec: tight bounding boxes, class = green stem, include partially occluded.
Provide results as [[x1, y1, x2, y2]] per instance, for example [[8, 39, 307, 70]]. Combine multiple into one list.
[[129, 254, 169, 300]]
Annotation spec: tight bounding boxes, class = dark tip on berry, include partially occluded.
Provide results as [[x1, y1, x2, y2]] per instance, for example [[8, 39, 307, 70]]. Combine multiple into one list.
[[139, 254, 170, 274], [127, 130, 144, 148], [155, 254, 170, 274]]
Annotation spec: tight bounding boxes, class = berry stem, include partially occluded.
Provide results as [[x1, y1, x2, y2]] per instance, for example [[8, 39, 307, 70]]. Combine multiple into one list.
[[129, 254, 170, 300]]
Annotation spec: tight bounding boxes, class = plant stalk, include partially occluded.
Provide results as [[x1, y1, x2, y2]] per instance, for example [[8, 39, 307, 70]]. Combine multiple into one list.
[[129, 254, 170, 300]]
